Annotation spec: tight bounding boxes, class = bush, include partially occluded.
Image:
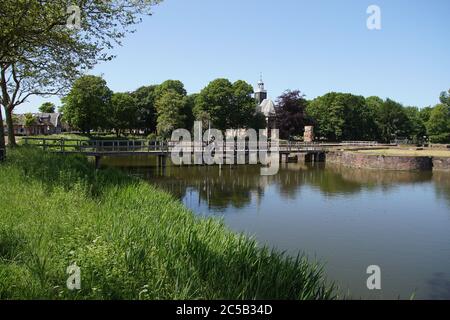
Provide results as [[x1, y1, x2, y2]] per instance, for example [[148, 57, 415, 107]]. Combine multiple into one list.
[[429, 133, 450, 144], [146, 133, 161, 141]]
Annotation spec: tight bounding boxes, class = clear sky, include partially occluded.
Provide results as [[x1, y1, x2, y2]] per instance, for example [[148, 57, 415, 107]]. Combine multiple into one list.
[[18, 0, 450, 113]]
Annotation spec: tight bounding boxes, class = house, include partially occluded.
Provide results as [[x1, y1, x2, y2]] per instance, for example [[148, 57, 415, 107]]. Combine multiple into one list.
[[7, 113, 64, 136]]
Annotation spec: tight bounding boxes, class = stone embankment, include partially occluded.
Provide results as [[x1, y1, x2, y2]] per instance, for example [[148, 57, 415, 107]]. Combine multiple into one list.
[[326, 151, 450, 171]]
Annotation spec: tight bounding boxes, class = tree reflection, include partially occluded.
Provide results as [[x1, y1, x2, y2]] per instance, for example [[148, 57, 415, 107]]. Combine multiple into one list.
[[112, 157, 441, 211], [432, 171, 450, 208]]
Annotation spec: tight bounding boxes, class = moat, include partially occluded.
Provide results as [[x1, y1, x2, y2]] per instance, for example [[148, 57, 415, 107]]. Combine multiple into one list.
[[104, 156, 450, 299]]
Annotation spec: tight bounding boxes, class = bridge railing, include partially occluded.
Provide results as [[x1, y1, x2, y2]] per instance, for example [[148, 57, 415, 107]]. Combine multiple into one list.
[[22, 138, 172, 153], [77, 140, 170, 153], [341, 141, 379, 146], [22, 137, 382, 154]]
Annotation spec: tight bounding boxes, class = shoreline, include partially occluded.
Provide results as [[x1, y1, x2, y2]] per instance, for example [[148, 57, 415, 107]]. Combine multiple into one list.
[[326, 150, 450, 171]]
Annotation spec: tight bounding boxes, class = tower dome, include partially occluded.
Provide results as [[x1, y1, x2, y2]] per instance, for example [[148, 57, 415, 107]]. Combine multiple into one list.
[[254, 75, 267, 105]]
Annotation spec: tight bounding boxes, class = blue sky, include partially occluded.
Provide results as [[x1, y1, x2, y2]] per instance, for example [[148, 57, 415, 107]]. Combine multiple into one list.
[[19, 0, 450, 113]]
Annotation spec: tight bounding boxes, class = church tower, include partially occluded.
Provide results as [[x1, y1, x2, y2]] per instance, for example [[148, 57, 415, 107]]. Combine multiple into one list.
[[254, 75, 267, 105]]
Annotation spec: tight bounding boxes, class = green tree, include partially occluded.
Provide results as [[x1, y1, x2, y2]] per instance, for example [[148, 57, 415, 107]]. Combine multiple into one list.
[[132, 85, 158, 134], [184, 94, 197, 130], [23, 113, 35, 135], [153, 80, 192, 133], [153, 80, 196, 130], [249, 112, 267, 130], [194, 79, 233, 131], [110, 93, 138, 136], [0, 0, 160, 149], [404, 107, 426, 142], [440, 89, 450, 106], [62, 76, 112, 134], [154, 80, 187, 99], [38, 102, 56, 113], [194, 78, 257, 131], [426, 104, 450, 143], [374, 99, 411, 142], [342, 94, 378, 140], [155, 90, 187, 138], [230, 80, 257, 129], [307, 93, 378, 141], [419, 106, 433, 124], [364, 96, 384, 141]]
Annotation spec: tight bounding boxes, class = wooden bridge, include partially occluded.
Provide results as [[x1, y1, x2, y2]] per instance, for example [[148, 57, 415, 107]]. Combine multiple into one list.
[[22, 137, 382, 167]]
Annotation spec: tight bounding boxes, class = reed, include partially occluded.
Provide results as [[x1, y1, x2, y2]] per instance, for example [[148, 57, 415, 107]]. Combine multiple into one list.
[[0, 147, 336, 299]]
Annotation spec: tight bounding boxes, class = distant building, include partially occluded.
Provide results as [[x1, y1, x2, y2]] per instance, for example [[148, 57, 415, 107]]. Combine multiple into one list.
[[254, 77, 268, 105], [254, 77, 277, 136], [6, 113, 64, 136]]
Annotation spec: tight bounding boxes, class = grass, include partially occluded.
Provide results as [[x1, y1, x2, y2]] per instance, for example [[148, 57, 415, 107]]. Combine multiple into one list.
[[355, 148, 450, 157], [28, 133, 90, 140], [0, 147, 336, 300]]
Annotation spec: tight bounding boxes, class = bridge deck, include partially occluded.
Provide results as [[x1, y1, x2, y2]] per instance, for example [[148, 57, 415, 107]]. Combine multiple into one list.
[[22, 137, 384, 157]]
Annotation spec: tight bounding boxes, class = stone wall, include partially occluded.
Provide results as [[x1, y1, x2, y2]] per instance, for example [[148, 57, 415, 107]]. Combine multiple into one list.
[[432, 157, 450, 171], [326, 151, 434, 171]]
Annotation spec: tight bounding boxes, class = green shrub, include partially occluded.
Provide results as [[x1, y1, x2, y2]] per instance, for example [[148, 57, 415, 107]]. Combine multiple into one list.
[[429, 133, 450, 144], [146, 133, 161, 141]]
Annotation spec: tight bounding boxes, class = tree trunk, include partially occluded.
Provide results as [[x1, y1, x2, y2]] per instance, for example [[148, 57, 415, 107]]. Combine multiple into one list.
[[0, 106, 6, 159], [4, 107, 16, 147]]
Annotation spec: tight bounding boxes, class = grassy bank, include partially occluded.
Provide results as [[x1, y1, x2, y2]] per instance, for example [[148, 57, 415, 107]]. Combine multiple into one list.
[[0, 147, 336, 299], [355, 148, 450, 157]]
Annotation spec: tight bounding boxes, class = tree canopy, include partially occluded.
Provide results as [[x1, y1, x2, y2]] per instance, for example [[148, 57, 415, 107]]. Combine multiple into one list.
[[426, 103, 450, 143], [194, 78, 257, 131], [0, 0, 161, 148], [307, 92, 378, 141], [132, 85, 158, 134], [110, 92, 138, 136], [62, 75, 112, 134], [38, 102, 56, 113], [155, 90, 187, 138], [275, 90, 310, 140]]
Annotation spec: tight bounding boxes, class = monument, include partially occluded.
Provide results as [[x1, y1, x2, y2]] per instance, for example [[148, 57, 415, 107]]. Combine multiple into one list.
[[304, 126, 314, 142]]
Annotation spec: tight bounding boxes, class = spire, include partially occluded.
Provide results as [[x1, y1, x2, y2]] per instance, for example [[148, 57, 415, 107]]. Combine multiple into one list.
[[258, 73, 265, 91], [254, 74, 268, 105]]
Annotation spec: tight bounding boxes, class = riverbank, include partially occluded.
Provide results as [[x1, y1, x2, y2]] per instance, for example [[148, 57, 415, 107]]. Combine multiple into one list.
[[0, 147, 335, 299], [327, 149, 450, 171]]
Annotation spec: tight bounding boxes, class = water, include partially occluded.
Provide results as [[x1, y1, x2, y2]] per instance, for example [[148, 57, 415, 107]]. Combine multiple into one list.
[[103, 156, 450, 299]]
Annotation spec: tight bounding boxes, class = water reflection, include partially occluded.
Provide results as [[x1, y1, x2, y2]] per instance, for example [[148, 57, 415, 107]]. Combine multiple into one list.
[[433, 171, 450, 208], [105, 157, 437, 211]]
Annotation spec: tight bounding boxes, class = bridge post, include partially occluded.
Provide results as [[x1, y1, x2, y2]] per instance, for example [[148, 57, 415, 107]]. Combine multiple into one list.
[[318, 152, 326, 162], [305, 153, 313, 163], [312, 152, 326, 162]]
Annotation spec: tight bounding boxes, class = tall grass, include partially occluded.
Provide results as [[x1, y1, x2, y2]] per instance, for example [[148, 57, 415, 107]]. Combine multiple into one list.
[[0, 147, 336, 299]]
